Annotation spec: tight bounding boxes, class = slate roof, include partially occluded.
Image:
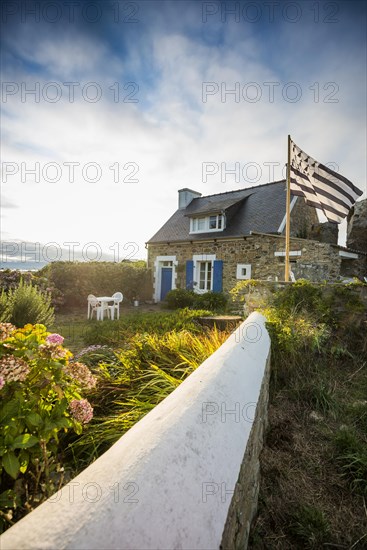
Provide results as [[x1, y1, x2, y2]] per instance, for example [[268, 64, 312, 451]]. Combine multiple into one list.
[[147, 180, 290, 244]]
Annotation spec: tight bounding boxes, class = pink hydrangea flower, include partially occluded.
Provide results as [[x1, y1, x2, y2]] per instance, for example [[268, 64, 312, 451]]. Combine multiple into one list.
[[46, 333, 64, 345], [0, 376, 5, 390], [39, 343, 68, 360], [69, 399, 93, 424], [0, 355, 30, 383], [63, 362, 97, 390], [0, 323, 16, 341]]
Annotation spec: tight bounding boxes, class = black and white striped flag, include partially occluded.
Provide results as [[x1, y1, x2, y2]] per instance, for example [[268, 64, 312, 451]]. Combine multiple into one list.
[[289, 140, 363, 223]]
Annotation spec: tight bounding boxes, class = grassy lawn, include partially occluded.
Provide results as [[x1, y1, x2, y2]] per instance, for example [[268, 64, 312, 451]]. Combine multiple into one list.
[[49, 303, 172, 353]]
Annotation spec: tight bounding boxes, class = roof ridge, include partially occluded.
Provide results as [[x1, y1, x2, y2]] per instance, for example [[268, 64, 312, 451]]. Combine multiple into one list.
[[193, 179, 286, 200]]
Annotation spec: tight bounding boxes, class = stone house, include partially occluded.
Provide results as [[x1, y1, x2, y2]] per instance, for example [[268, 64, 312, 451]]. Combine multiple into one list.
[[146, 181, 366, 301]]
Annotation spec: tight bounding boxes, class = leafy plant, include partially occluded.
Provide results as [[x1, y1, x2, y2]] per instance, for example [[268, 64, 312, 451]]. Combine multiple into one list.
[[0, 290, 10, 322], [0, 323, 96, 532], [165, 288, 196, 309], [6, 281, 55, 328], [194, 291, 228, 313]]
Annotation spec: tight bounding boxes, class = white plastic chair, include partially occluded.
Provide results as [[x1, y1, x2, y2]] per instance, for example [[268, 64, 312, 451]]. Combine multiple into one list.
[[87, 294, 104, 320], [107, 292, 123, 320]]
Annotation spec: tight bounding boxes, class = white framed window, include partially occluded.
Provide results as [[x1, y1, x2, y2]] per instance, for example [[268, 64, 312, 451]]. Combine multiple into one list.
[[192, 254, 216, 293], [236, 263, 251, 280], [198, 261, 212, 291], [190, 214, 225, 234]]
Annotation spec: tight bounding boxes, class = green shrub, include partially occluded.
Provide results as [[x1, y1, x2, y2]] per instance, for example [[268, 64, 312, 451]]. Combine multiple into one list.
[[6, 281, 54, 328], [0, 290, 10, 322], [0, 323, 96, 532], [165, 288, 196, 309], [272, 279, 325, 316], [165, 289, 228, 312], [194, 291, 228, 313]]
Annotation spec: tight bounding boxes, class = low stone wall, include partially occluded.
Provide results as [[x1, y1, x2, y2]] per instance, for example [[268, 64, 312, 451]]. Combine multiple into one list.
[[1, 312, 271, 550]]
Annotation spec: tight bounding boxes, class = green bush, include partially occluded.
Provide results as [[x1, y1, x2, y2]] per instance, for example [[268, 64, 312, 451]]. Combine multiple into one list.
[[165, 289, 228, 312], [6, 281, 55, 328], [272, 279, 325, 315], [165, 288, 196, 309], [0, 291, 10, 322], [194, 291, 228, 313]]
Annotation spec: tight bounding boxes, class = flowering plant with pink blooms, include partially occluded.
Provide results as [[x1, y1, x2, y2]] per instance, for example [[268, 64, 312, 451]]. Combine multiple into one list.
[[0, 323, 96, 529]]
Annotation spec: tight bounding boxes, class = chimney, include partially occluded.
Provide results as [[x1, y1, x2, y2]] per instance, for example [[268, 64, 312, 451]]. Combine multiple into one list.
[[178, 188, 202, 209]]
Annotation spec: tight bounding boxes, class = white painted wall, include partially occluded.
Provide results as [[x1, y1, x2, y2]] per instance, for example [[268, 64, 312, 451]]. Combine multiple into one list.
[[1, 312, 271, 550]]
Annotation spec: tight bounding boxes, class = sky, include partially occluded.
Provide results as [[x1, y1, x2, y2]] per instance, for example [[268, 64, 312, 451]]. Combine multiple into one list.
[[1, 0, 366, 263]]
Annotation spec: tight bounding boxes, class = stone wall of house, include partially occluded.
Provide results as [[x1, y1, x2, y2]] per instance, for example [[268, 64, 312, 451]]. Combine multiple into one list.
[[309, 221, 339, 244], [287, 196, 320, 239], [147, 233, 350, 294]]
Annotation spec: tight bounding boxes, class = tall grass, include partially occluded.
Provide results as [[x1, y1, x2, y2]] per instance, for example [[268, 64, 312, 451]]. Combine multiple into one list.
[[66, 327, 229, 469], [83, 308, 213, 347]]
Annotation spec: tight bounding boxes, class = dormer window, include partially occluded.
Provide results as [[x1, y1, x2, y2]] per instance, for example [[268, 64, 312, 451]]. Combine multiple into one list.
[[190, 214, 225, 234]]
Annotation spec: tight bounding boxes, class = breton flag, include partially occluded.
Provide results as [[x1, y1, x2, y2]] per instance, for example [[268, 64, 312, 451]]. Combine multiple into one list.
[[289, 139, 363, 223]]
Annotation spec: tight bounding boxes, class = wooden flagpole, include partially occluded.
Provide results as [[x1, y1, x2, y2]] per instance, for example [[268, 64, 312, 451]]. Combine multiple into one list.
[[285, 134, 291, 282]]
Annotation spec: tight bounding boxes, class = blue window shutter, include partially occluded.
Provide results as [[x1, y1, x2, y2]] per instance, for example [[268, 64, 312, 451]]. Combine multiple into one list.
[[213, 260, 223, 292], [186, 260, 194, 290]]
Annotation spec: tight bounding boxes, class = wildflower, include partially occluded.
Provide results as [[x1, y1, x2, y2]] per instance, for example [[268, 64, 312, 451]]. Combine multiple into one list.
[[46, 333, 64, 345], [69, 399, 93, 424], [0, 355, 30, 383], [0, 376, 5, 390], [63, 362, 97, 390], [0, 323, 16, 342]]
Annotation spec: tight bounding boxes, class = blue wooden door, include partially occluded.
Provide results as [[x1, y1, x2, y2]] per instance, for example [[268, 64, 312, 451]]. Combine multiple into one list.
[[160, 267, 173, 300]]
